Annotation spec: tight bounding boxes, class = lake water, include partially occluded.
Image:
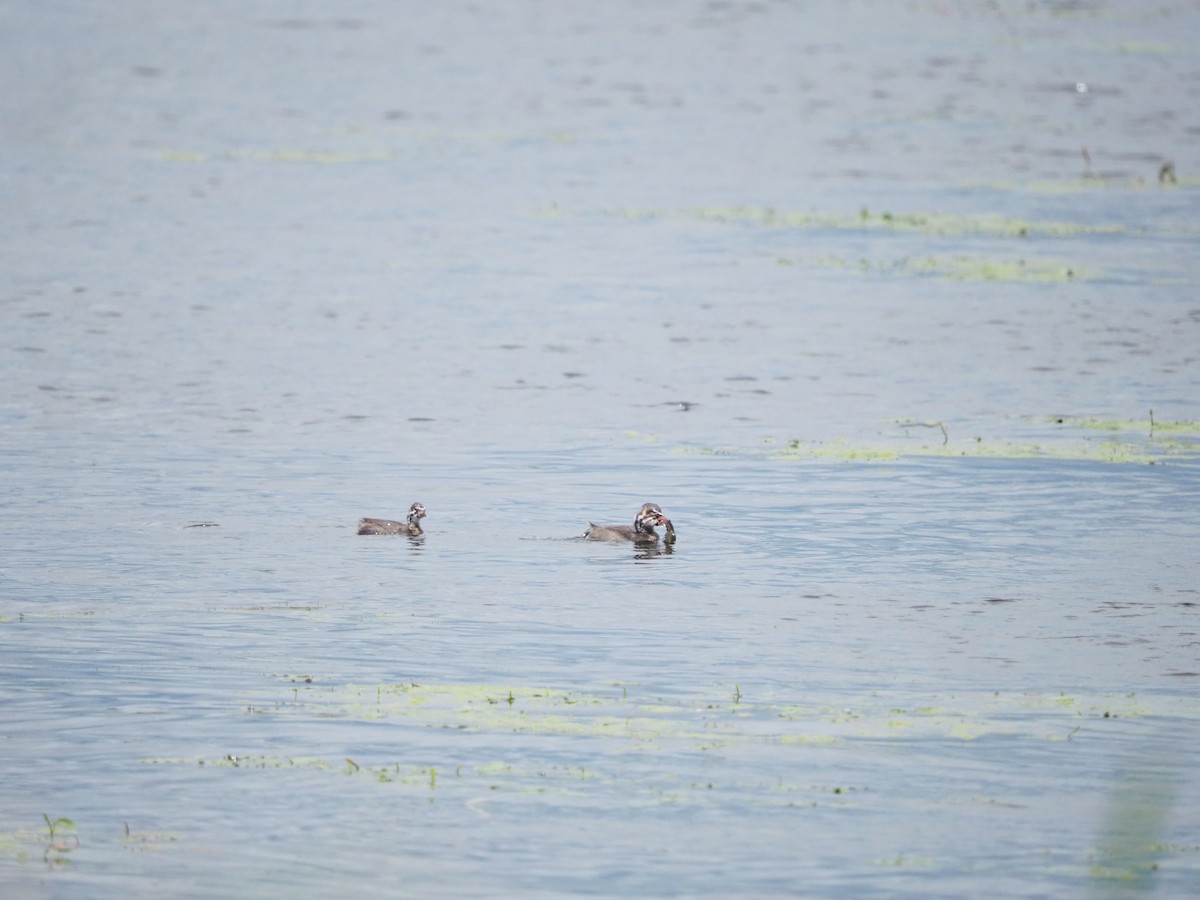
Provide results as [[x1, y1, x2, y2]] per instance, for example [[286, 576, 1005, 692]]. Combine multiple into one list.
[[2, 1, 1199, 896]]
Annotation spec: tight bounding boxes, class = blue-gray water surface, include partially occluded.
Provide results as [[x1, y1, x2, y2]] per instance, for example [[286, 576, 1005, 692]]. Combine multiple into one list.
[[2, 1, 1199, 896]]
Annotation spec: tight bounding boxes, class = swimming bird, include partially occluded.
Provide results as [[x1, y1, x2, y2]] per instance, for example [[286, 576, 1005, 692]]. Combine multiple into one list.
[[584, 502, 674, 543], [358, 502, 426, 536]]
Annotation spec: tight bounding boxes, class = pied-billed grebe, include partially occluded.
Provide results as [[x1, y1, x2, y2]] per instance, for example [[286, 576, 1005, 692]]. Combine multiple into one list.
[[584, 502, 674, 543], [358, 502, 426, 536]]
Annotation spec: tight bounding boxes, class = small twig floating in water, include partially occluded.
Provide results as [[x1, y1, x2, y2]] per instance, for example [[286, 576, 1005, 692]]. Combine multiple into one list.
[[896, 419, 948, 445], [466, 797, 493, 821], [1150, 408, 1155, 439]]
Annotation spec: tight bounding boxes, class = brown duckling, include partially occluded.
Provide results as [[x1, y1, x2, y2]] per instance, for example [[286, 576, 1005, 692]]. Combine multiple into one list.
[[358, 502, 426, 536], [584, 502, 673, 542]]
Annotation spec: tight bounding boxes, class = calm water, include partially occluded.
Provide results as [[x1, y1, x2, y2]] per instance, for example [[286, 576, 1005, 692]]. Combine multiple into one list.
[[3, 1, 1199, 896]]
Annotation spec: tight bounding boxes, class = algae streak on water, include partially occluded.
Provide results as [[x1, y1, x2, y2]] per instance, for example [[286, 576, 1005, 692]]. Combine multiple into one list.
[[789, 253, 1092, 282], [672, 434, 1200, 465], [130, 683, 1200, 840], [596, 205, 1136, 239]]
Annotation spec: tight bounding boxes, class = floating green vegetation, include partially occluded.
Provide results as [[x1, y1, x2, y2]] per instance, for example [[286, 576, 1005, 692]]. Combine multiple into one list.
[[135, 682, 1200, 839], [270, 681, 1194, 747], [592, 204, 1133, 239], [767, 439, 900, 462], [982, 174, 1200, 194], [143, 753, 444, 785], [787, 253, 1092, 282], [146, 682, 1200, 781], [158, 128, 575, 166], [158, 149, 209, 163], [0, 818, 180, 864], [659, 412, 1200, 464], [1087, 730, 1195, 890], [907, 255, 1087, 281], [226, 603, 327, 614], [1023, 414, 1200, 460], [0, 826, 37, 864], [673, 432, 1198, 465], [0, 816, 79, 868], [1041, 414, 1200, 436], [1115, 41, 1172, 55], [787, 440, 1170, 465], [121, 822, 180, 853], [246, 681, 732, 748]]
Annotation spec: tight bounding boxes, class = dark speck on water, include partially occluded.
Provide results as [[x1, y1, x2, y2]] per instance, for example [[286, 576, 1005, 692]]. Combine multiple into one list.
[[1, 1, 1198, 897]]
